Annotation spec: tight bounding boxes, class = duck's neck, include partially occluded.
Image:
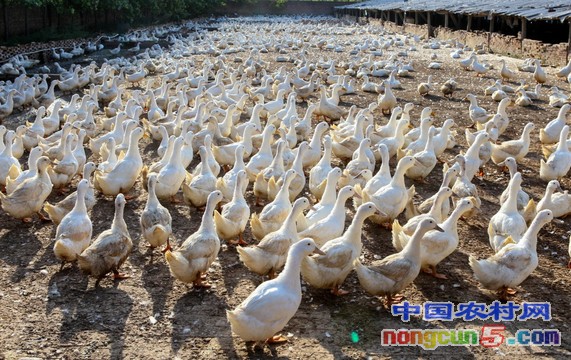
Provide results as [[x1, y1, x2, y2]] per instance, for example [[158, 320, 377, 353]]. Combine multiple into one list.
[[345, 210, 368, 245], [401, 227, 424, 260], [259, 128, 273, 155], [283, 204, 303, 234], [112, 203, 127, 234], [200, 197, 217, 234], [126, 132, 140, 159], [277, 247, 304, 290], [519, 217, 545, 250], [390, 162, 408, 188]]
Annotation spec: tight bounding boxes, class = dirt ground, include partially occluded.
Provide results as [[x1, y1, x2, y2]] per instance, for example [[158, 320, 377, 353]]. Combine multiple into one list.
[[1, 16, 571, 359]]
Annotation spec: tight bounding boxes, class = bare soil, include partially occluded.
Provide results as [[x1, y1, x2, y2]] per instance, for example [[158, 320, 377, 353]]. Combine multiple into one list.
[[0, 17, 570, 360]]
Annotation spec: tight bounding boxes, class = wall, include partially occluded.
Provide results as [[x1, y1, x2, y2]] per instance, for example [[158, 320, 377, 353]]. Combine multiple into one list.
[[368, 18, 568, 67]]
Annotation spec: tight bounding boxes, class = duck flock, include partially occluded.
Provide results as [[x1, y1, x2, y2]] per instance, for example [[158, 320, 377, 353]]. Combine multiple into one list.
[[1, 16, 571, 347]]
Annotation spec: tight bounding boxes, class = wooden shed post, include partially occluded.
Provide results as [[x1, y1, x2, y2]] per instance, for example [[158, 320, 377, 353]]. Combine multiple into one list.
[[427, 12, 433, 38], [467, 15, 472, 31], [521, 17, 527, 39], [444, 12, 449, 28], [567, 20, 571, 62], [488, 15, 494, 51], [415, 11, 418, 24]]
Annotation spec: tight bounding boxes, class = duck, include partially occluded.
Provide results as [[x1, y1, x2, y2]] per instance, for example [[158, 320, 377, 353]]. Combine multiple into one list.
[[462, 132, 489, 181], [440, 78, 458, 98], [301, 202, 379, 296], [245, 124, 276, 181], [417, 75, 433, 96], [43, 162, 97, 224], [400, 187, 452, 236], [213, 123, 256, 167], [237, 197, 311, 279], [0, 156, 52, 222], [533, 59, 547, 84], [355, 144, 391, 208], [376, 117, 409, 158], [77, 194, 133, 287], [540, 104, 570, 145], [0, 131, 20, 187], [214, 170, 250, 246], [314, 85, 347, 121], [366, 156, 416, 227], [217, 145, 247, 201], [308, 136, 334, 200], [183, 146, 218, 208], [48, 134, 79, 191], [404, 128, 437, 182], [549, 87, 569, 108], [394, 197, 475, 279], [490, 122, 534, 164], [540, 125, 571, 181], [192, 135, 221, 177], [378, 80, 397, 115], [465, 94, 491, 126], [488, 172, 527, 252], [94, 127, 145, 197], [253, 140, 286, 204], [306, 167, 342, 226], [268, 142, 308, 201], [140, 174, 172, 256], [470, 210, 553, 300], [533, 180, 571, 219], [154, 137, 185, 201], [432, 119, 455, 159], [5, 146, 43, 194], [299, 186, 356, 247], [53, 179, 92, 269], [492, 156, 531, 214], [340, 139, 374, 188], [354, 219, 444, 307], [493, 98, 512, 135], [375, 107, 402, 140], [515, 89, 532, 107], [251, 169, 296, 240], [298, 122, 328, 169], [227, 238, 324, 345], [499, 59, 517, 81]]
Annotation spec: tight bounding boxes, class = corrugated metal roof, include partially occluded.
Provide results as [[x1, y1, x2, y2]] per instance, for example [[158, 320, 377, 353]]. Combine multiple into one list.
[[336, 0, 571, 22]]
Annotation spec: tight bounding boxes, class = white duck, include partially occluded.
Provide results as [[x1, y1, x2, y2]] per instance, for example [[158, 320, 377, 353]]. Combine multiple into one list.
[[540, 125, 571, 181], [488, 172, 527, 252], [301, 202, 379, 295], [540, 104, 570, 145], [53, 179, 93, 269], [214, 170, 250, 245], [470, 210, 553, 300], [182, 146, 217, 208], [165, 191, 223, 287], [308, 136, 333, 200], [227, 238, 323, 344]]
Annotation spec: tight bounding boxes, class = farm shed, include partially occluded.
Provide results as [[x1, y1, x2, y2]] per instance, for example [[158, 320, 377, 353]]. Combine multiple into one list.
[[335, 0, 571, 66]]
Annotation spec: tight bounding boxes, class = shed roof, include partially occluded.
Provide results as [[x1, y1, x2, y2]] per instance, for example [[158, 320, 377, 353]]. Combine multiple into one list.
[[336, 0, 571, 22]]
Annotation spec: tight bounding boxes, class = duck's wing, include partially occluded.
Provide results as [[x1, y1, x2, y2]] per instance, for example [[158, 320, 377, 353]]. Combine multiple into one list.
[[370, 254, 414, 282]]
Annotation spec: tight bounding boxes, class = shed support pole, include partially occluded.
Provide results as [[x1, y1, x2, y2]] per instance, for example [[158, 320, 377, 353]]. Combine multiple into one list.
[[427, 12, 433, 38], [444, 13, 449, 28], [488, 15, 494, 51], [415, 11, 418, 25], [567, 21, 571, 62], [467, 15, 472, 31], [521, 18, 527, 39]]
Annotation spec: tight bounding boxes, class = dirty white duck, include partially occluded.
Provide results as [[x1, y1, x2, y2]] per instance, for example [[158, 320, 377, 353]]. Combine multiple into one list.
[[301, 202, 379, 296], [306, 167, 342, 226], [354, 219, 444, 307], [140, 174, 172, 257], [237, 197, 311, 279], [308, 136, 333, 200], [164, 191, 223, 288], [354, 144, 391, 208], [227, 238, 324, 345], [470, 210, 553, 300], [77, 194, 132, 287], [217, 145, 248, 201], [490, 122, 534, 164], [498, 157, 532, 217]]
